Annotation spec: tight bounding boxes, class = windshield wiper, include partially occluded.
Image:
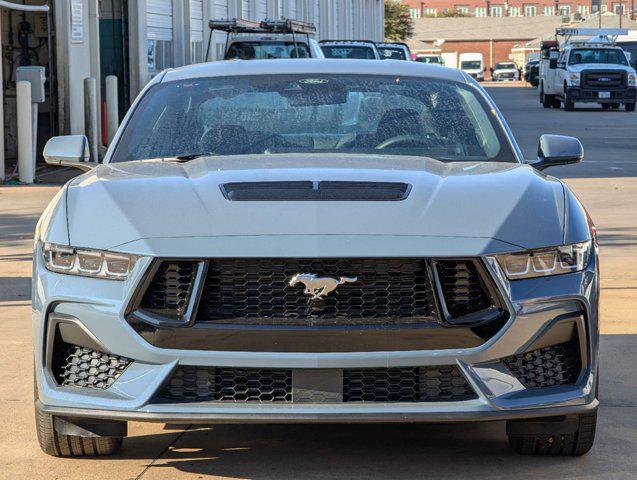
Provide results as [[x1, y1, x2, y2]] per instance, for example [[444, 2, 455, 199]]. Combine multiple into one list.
[[172, 152, 218, 161]]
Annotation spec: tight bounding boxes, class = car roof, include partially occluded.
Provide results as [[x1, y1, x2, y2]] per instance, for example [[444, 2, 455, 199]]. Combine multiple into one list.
[[161, 59, 468, 83], [319, 40, 377, 46]]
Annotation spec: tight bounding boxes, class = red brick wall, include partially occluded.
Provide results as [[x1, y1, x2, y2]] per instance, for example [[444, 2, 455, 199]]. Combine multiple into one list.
[[437, 39, 530, 76], [400, 0, 609, 14]]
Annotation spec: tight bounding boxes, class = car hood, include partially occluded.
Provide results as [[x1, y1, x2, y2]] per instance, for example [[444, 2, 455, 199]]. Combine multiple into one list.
[[66, 154, 565, 256], [494, 68, 518, 74]]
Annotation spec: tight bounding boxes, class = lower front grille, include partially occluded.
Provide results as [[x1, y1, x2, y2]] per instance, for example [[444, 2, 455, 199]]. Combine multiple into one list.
[[157, 366, 477, 403], [158, 366, 293, 402], [51, 338, 131, 389], [343, 366, 477, 402], [503, 341, 582, 388], [583, 71, 625, 88]]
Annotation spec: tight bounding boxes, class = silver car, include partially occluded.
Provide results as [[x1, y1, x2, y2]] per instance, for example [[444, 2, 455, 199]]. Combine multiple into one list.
[[34, 59, 599, 457]]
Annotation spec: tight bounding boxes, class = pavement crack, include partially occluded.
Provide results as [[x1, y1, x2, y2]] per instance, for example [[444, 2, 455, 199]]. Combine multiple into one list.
[[133, 424, 192, 480]]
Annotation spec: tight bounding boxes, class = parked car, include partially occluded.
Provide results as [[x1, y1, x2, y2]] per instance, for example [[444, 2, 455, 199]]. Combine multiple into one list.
[[490, 62, 520, 81], [524, 59, 540, 86], [209, 18, 324, 60], [319, 40, 380, 59], [415, 54, 444, 65], [36, 58, 599, 458], [458, 52, 485, 81], [376, 42, 412, 60]]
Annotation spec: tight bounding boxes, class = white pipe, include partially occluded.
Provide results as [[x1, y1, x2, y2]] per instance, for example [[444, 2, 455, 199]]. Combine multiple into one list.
[[84, 78, 99, 162], [105, 76, 119, 145], [0, 0, 49, 12], [17, 81, 34, 184]]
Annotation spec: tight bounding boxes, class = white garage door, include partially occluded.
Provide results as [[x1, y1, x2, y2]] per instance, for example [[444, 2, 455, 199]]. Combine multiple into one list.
[[190, 0, 203, 62], [147, 0, 173, 41]]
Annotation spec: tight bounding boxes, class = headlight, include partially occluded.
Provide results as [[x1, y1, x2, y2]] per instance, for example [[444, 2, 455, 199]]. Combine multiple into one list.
[[629, 73, 636, 86], [42, 243, 137, 280], [568, 72, 580, 86], [495, 241, 592, 280]]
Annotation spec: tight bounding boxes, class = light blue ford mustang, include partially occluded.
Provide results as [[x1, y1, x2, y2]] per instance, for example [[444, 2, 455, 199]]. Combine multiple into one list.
[[34, 59, 599, 457]]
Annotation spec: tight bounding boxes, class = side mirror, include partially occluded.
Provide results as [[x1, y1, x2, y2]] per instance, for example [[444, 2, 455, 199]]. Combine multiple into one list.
[[549, 58, 557, 69], [43, 135, 97, 171], [530, 134, 583, 171]]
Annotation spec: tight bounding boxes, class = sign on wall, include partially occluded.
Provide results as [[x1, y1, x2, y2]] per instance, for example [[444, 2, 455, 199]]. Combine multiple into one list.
[[70, 0, 84, 44]]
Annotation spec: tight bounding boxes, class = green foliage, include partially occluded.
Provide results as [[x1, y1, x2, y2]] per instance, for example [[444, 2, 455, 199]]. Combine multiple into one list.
[[434, 9, 474, 17], [384, 0, 414, 41]]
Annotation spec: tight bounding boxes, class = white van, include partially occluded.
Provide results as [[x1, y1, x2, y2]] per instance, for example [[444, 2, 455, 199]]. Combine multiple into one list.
[[458, 53, 485, 81]]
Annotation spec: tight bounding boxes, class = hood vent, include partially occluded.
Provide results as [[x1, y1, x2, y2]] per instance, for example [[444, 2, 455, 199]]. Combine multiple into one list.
[[221, 181, 411, 201]]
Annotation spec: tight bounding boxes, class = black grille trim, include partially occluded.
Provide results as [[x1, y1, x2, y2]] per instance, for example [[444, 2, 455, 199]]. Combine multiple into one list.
[[503, 340, 582, 389], [51, 334, 131, 389], [138, 261, 199, 320], [221, 181, 411, 201], [582, 70, 626, 89], [158, 366, 292, 402], [343, 366, 477, 402]]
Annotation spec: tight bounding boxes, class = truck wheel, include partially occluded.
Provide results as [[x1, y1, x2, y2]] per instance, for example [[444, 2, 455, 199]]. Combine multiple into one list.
[[507, 410, 597, 456], [626, 103, 636, 112], [34, 375, 123, 457], [609, 103, 620, 109], [563, 94, 575, 111], [551, 97, 561, 108], [601, 104, 611, 110]]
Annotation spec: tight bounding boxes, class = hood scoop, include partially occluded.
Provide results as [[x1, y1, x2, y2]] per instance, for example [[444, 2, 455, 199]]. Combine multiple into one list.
[[220, 181, 411, 201]]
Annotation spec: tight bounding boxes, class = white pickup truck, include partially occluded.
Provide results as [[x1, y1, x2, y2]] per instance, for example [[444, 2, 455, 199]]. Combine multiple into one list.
[[539, 28, 637, 112]]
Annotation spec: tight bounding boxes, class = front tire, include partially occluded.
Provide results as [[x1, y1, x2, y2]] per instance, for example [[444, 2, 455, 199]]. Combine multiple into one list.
[[507, 410, 597, 456], [563, 86, 575, 111], [540, 86, 552, 108], [626, 102, 636, 112]]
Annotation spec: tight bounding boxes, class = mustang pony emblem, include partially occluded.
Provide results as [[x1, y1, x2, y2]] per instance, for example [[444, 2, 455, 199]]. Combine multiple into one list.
[[288, 273, 358, 300]]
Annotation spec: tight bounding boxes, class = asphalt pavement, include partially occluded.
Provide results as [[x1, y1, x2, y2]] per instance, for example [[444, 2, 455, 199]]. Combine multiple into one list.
[[0, 86, 636, 479]]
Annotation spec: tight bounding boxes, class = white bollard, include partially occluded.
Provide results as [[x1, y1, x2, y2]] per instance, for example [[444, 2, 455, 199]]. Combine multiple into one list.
[[84, 77, 99, 162], [105, 75, 119, 145], [17, 81, 34, 184]]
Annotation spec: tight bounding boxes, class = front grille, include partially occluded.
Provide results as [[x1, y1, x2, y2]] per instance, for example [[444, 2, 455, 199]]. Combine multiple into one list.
[[157, 366, 476, 403], [503, 340, 582, 388], [158, 366, 292, 402], [196, 258, 439, 325], [139, 261, 199, 319], [51, 337, 131, 389], [436, 260, 493, 319], [583, 71, 625, 88], [343, 366, 477, 402]]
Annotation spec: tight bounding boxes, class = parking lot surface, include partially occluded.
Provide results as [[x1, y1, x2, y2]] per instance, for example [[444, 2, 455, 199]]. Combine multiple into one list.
[[1, 86, 636, 479]]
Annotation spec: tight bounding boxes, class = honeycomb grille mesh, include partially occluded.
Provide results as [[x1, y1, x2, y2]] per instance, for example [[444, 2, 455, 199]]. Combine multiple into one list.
[[343, 366, 477, 402], [158, 366, 292, 402], [139, 261, 198, 319], [504, 341, 582, 388], [196, 258, 438, 324], [52, 341, 131, 389], [436, 260, 492, 318]]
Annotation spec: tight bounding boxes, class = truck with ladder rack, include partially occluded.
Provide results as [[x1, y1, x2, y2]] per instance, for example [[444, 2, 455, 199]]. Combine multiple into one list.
[[539, 28, 636, 111]]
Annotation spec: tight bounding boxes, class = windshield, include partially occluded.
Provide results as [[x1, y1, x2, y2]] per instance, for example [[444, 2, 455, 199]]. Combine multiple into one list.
[[460, 60, 482, 70], [416, 56, 442, 64], [495, 63, 516, 70], [321, 46, 376, 59], [569, 48, 628, 66], [110, 74, 515, 164], [378, 47, 407, 60], [225, 41, 310, 60]]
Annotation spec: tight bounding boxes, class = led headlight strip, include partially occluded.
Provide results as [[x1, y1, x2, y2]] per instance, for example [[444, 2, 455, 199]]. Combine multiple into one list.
[[42, 243, 137, 280], [495, 240, 592, 280]]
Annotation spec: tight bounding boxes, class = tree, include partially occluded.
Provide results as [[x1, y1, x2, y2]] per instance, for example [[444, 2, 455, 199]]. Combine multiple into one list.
[[435, 9, 474, 17], [384, 0, 414, 42]]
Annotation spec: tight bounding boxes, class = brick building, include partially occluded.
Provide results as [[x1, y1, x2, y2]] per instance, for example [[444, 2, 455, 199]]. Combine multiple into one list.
[[401, 0, 636, 19], [406, 14, 637, 75]]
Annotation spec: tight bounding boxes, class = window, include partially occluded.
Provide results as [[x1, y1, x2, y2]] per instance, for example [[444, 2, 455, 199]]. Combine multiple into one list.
[[455, 5, 470, 13], [226, 42, 311, 60], [475, 6, 488, 16], [524, 4, 537, 16], [111, 75, 516, 164], [569, 48, 628, 65], [321, 45, 377, 59], [409, 8, 421, 18], [543, 5, 555, 15], [490, 5, 504, 16], [613, 3, 625, 14], [578, 5, 590, 14], [509, 6, 521, 16], [558, 5, 572, 15], [424, 8, 438, 16]]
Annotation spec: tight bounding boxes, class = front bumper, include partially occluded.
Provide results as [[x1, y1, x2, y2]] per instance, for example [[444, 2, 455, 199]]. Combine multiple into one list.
[[33, 248, 600, 425], [567, 86, 637, 103]]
